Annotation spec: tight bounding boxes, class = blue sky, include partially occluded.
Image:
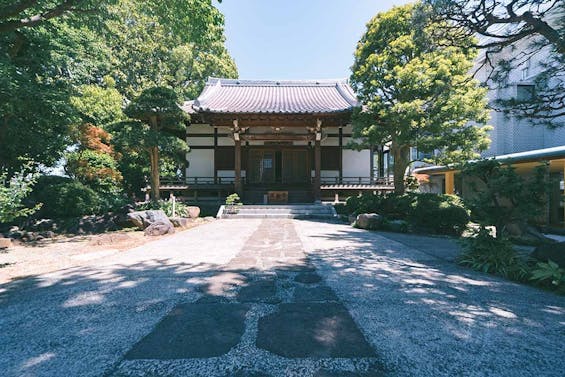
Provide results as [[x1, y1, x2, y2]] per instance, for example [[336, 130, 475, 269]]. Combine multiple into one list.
[[216, 0, 411, 80]]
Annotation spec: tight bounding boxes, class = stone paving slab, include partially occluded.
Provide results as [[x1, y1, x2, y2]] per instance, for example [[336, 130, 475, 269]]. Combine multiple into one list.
[[125, 303, 250, 359], [256, 302, 376, 358]]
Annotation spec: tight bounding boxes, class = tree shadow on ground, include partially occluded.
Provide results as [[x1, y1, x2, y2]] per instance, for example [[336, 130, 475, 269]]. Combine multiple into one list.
[[299, 221, 565, 376]]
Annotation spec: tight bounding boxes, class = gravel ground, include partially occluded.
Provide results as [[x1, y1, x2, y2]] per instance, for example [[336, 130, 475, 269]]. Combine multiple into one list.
[[0, 219, 563, 377], [295, 220, 565, 377]]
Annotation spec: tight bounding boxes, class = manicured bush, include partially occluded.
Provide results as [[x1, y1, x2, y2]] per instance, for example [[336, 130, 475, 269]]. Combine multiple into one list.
[[346, 192, 469, 235], [458, 227, 529, 282], [410, 194, 470, 236], [31, 176, 101, 218]]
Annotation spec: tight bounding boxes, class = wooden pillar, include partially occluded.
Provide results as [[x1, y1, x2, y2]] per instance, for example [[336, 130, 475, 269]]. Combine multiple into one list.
[[338, 127, 343, 182], [213, 127, 218, 184], [312, 119, 322, 202], [445, 171, 455, 195], [234, 138, 242, 195], [233, 119, 242, 195], [377, 145, 385, 178], [369, 146, 375, 184]]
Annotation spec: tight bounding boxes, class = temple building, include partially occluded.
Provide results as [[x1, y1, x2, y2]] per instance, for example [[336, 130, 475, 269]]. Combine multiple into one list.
[[173, 78, 392, 204]]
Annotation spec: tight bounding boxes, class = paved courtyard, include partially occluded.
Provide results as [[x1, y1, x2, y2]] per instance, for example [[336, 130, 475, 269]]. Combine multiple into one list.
[[0, 219, 563, 377]]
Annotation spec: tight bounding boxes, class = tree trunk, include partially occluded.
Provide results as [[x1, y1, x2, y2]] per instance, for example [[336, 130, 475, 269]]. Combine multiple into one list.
[[149, 146, 160, 201], [391, 141, 410, 195]]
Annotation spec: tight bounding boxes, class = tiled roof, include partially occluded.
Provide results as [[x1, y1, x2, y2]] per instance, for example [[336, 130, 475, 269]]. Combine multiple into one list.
[[191, 77, 359, 114]]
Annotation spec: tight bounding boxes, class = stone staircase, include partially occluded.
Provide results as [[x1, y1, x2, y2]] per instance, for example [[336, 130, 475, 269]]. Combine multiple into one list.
[[217, 204, 337, 219]]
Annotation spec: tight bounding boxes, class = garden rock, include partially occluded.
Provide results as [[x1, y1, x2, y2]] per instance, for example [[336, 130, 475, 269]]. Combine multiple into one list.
[[386, 219, 409, 233], [144, 221, 175, 236], [0, 237, 12, 249], [170, 217, 190, 228], [531, 242, 565, 268], [187, 206, 200, 218], [32, 219, 56, 231], [506, 222, 554, 244], [39, 231, 55, 239], [127, 210, 170, 230], [8, 226, 23, 239], [355, 213, 384, 230]]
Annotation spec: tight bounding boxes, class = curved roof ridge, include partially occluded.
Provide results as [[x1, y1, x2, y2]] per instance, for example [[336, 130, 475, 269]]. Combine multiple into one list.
[[192, 76, 360, 114]]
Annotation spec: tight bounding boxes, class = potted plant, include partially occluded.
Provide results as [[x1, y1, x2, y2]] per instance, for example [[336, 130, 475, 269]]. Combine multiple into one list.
[[225, 193, 242, 214]]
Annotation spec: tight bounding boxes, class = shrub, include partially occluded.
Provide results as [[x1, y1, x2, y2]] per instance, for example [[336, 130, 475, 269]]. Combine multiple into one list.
[[458, 227, 529, 282], [136, 199, 190, 218], [530, 260, 565, 292], [0, 166, 41, 224], [346, 192, 469, 235], [410, 194, 469, 236], [31, 176, 101, 218]]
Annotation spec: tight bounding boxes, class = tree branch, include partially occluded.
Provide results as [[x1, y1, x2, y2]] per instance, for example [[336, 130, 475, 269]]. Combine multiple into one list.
[[0, 0, 38, 20], [0, 0, 86, 33]]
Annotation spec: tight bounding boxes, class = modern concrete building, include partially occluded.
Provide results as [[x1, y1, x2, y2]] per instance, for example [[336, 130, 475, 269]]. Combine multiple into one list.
[[415, 16, 565, 226]]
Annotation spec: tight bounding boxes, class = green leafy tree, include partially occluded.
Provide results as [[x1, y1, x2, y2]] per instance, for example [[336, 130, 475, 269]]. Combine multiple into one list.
[[104, 0, 237, 99], [427, 0, 565, 126], [350, 3, 491, 194], [460, 159, 548, 238], [0, 164, 41, 224], [0, 11, 113, 173], [124, 87, 188, 201]]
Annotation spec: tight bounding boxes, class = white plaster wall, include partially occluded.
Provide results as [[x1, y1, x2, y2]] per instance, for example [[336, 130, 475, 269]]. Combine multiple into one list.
[[187, 124, 212, 133], [343, 149, 370, 177], [217, 137, 234, 146], [186, 149, 214, 177], [321, 137, 339, 146], [188, 136, 214, 147]]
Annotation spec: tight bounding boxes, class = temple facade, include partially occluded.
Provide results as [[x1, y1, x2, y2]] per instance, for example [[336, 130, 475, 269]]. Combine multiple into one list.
[[175, 78, 392, 204]]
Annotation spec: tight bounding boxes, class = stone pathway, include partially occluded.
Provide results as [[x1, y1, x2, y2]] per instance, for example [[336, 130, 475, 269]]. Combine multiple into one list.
[[111, 220, 383, 376], [1, 219, 563, 377]]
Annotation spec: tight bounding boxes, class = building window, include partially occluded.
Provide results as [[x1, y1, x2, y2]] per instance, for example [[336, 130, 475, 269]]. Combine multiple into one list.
[[516, 84, 534, 101], [521, 60, 531, 80]]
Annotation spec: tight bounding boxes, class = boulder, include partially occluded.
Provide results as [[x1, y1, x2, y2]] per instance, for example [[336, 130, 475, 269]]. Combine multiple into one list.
[[355, 213, 384, 230], [170, 217, 191, 228], [144, 220, 175, 236], [186, 206, 200, 219], [531, 242, 565, 268], [32, 219, 56, 231], [127, 210, 170, 230], [7, 226, 23, 239], [39, 231, 55, 239], [386, 219, 409, 233], [505, 222, 555, 245], [0, 237, 12, 249]]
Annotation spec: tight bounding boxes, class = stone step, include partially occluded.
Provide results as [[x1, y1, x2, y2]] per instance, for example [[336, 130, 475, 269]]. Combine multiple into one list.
[[217, 204, 337, 219]]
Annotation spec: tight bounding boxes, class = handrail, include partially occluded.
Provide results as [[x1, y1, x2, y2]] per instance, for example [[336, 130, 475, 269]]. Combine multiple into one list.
[[320, 176, 394, 186], [158, 176, 394, 186]]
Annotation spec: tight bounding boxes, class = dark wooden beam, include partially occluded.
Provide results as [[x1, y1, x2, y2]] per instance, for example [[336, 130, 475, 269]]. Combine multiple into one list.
[[314, 138, 321, 202], [213, 128, 218, 184], [240, 134, 314, 141], [234, 138, 242, 195], [338, 127, 343, 180]]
